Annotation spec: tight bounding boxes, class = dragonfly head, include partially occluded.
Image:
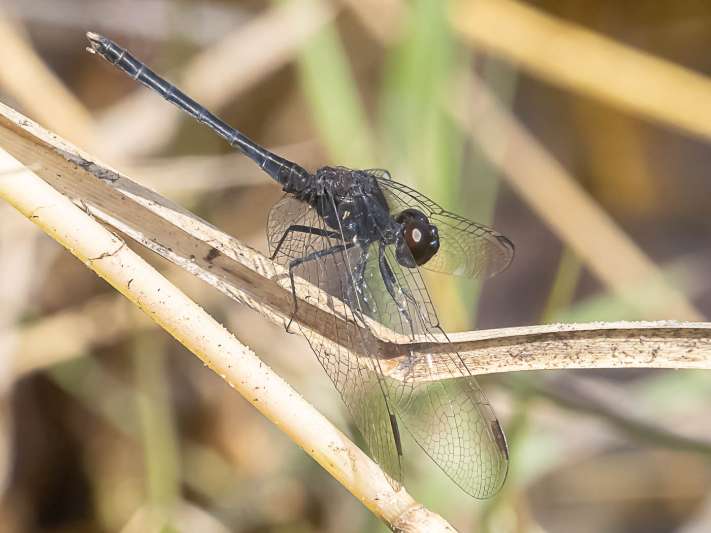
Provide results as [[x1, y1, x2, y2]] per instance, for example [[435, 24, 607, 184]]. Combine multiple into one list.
[[394, 209, 440, 267]]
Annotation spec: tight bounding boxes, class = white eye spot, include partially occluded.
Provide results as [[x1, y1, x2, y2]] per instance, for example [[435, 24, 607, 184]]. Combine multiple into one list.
[[411, 228, 422, 243]]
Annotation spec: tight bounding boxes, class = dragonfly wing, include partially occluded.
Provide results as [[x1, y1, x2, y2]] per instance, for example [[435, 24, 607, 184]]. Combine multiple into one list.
[[393, 365, 509, 498], [427, 211, 514, 278], [361, 231, 509, 498], [370, 172, 514, 279], [268, 187, 509, 498], [267, 194, 403, 487]]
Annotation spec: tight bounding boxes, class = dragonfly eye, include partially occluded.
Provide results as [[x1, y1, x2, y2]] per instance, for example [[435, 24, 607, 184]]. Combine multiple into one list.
[[395, 209, 440, 267]]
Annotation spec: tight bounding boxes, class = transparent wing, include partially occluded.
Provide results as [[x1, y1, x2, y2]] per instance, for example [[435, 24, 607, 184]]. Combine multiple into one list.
[[367, 169, 514, 279], [362, 230, 509, 498], [268, 189, 508, 498], [267, 194, 403, 487]]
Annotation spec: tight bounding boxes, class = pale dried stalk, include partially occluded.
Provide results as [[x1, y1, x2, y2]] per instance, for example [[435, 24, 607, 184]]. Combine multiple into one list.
[[2, 85, 710, 529], [343, 0, 702, 322], [0, 132, 454, 532], [454, 72, 703, 322], [450, 0, 711, 143], [1, 101, 710, 380]]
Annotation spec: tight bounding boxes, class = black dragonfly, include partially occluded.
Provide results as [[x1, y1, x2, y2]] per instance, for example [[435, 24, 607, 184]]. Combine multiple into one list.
[[86, 32, 514, 498]]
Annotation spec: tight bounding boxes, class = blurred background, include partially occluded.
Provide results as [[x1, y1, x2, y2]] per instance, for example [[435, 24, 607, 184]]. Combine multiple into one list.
[[1, 0, 710, 531]]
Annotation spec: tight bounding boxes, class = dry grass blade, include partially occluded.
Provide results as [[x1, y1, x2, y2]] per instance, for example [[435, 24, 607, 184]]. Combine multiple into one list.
[[1, 90, 710, 528], [454, 72, 703, 321], [344, 0, 701, 322], [0, 103, 456, 532], [389, 321, 711, 381], [451, 0, 711, 143], [2, 101, 710, 379]]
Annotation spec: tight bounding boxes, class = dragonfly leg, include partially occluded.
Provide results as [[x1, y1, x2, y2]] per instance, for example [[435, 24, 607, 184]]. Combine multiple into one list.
[[284, 242, 354, 332], [378, 243, 414, 331], [345, 247, 371, 326], [271, 224, 342, 260]]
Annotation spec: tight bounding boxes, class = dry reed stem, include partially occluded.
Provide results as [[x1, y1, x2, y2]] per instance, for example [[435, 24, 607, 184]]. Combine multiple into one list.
[[455, 72, 703, 321], [343, 0, 702, 321], [0, 119, 454, 533], [2, 102, 710, 378], [451, 0, 711, 143], [2, 85, 710, 529]]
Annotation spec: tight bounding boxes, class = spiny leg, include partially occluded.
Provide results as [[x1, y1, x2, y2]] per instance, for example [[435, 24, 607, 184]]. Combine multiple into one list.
[[285, 242, 355, 331], [345, 246, 371, 327], [378, 243, 414, 332], [271, 224, 343, 260]]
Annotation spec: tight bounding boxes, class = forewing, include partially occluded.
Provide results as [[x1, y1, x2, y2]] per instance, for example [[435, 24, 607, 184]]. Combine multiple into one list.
[[267, 194, 403, 486], [369, 171, 514, 279]]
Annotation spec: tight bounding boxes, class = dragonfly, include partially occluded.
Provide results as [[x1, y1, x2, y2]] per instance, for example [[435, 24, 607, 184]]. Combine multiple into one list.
[[86, 32, 514, 498]]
